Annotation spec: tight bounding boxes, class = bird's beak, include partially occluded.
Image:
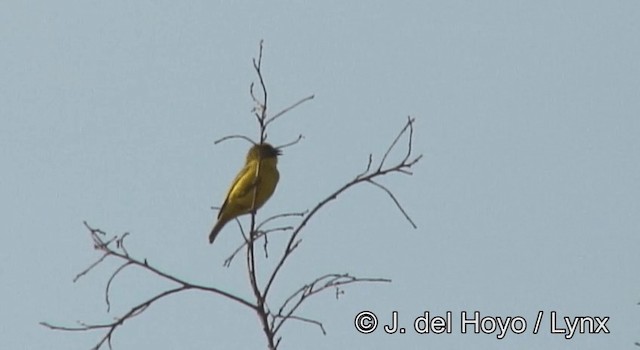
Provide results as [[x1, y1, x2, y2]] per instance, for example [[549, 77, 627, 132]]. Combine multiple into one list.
[[276, 149, 283, 156]]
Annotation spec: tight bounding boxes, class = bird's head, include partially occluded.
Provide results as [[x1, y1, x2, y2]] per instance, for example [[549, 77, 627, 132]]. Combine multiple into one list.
[[246, 143, 282, 162]]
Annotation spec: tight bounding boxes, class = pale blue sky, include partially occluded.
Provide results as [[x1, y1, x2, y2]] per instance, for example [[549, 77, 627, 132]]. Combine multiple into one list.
[[2, 1, 639, 349]]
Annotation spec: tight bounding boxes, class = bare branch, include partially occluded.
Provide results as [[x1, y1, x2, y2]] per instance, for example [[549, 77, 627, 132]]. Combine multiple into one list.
[[273, 273, 391, 335], [263, 117, 420, 300], [73, 253, 109, 283], [403, 116, 415, 162], [105, 262, 133, 312], [43, 223, 263, 348], [250, 82, 263, 120], [47, 43, 420, 350], [214, 134, 256, 146], [367, 179, 417, 229], [257, 211, 307, 230], [276, 134, 304, 150], [115, 232, 130, 257], [356, 154, 373, 180], [223, 211, 304, 267], [223, 242, 244, 268], [252, 40, 268, 143], [262, 229, 270, 258], [42, 287, 186, 350], [378, 116, 415, 171], [92, 227, 254, 307], [275, 315, 327, 335], [265, 94, 315, 128]]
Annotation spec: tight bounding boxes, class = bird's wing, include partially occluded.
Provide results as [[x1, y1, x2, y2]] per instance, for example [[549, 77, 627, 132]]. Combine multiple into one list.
[[217, 161, 257, 219]]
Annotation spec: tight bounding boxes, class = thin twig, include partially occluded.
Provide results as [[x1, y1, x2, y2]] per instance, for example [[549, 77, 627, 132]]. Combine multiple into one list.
[[265, 95, 315, 128], [73, 253, 109, 283], [356, 154, 373, 180], [367, 179, 417, 229], [257, 211, 307, 230], [223, 225, 294, 267], [105, 262, 133, 312], [42, 287, 186, 350], [274, 315, 327, 335], [276, 134, 304, 150], [378, 116, 415, 171], [214, 135, 256, 146], [272, 273, 390, 335]]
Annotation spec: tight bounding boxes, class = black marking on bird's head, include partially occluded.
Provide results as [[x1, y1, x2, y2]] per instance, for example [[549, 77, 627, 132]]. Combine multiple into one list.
[[247, 143, 282, 161]]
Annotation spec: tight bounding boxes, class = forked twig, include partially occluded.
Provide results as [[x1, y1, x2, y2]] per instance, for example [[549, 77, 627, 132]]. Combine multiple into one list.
[[263, 117, 420, 301], [41, 222, 256, 349]]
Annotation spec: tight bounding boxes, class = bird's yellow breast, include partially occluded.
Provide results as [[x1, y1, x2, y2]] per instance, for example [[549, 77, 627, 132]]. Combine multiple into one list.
[[219, 157, 279, 221]]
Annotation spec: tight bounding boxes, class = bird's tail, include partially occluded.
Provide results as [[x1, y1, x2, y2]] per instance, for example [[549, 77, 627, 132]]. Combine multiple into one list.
[[208, 218, 228, 244]]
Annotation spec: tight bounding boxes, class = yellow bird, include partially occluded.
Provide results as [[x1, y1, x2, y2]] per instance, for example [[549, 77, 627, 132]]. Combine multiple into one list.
[[209, 143, 281, 244]]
